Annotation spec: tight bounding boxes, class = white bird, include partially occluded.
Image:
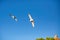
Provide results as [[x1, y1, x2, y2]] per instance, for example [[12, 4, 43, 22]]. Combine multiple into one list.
[[28, 13, 34, 28], [9, 14, 18, 22]]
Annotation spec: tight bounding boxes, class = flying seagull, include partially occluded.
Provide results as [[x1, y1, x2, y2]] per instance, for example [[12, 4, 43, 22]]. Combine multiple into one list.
[[28, 13, 34, 28], [9, 14, 18, 22]]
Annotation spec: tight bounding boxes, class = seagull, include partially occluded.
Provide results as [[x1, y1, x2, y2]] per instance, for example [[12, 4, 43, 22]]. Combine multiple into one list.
[[9, 14, 18, 22], [28, 13, 34, 28]]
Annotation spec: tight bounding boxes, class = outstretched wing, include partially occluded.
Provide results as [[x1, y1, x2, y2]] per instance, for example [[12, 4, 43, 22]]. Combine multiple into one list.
[[31, 21, 34, 28], [11, 16, 15, 19], [15, 18, 18, 22], [28, 13, 32, 20]]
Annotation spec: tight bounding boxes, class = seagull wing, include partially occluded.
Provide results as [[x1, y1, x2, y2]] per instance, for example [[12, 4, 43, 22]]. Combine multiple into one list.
[[31, 21, 34, 28], [28, 13, 32, 20], [11, 16, 15, 19], [15, 18, 18, 22]]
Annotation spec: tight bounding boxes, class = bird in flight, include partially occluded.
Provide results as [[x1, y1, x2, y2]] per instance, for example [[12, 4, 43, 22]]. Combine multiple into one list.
[[28, 13, 34, 28], [9, 14, 18, 22]]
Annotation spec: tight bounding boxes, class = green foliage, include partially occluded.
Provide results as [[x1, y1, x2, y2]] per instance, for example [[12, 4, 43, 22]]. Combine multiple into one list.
[[46, 37, 54, 40], [36, 37, 54, 40], [46, 37, 50, 40], [36, 38, 45, 40]]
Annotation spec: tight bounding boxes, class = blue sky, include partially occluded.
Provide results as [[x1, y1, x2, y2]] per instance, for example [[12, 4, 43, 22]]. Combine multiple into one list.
[[0, 0, 60, 40]]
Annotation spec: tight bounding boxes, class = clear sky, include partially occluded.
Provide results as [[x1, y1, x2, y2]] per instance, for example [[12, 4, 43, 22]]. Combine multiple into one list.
[[0, 0, 60, 40]]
